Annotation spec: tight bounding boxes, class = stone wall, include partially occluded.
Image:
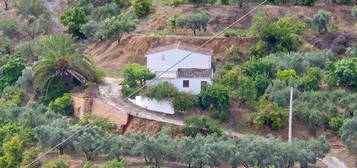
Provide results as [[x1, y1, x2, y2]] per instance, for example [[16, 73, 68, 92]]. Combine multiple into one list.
[[71, 95, 129, 131]]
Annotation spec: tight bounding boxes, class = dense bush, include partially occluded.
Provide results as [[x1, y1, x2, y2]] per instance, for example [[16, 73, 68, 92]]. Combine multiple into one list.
[[346, 47, 357, 57], [172, 92, 198, 114], [294, 90, 356, 129], [79, 114, 117, 133], [0, 16, 19, 38], [295, 0, 316, 6], [235, 76, 257, 102], [171, 0, 185, 6], [265, 80, 292, 107], [0, 55, 26, 91], [326, 57, 357, 87], [40, 78, 70, 103], [251, 17, 306, 56], [176, 12, 209, 36], [298, 67, 321, 91], [276, 69, 297, 83], [60, 7, 88, 36], [340, 117, 357, 152], [0, 135, 24, 167], [43, 160, 69, 168], [121, 63, 155, 97], [20, 148, 40, 168], [131, 0, 152, 17], [251, 96, 287, 129], [0, 31, 12, 55], [182, 116, 223, 137], [47, 94, 73, 116], [329, 116, 346, 134], [199, 84, 230, 121], [264, 51, 335, 74], [144, 83, 178, 100]]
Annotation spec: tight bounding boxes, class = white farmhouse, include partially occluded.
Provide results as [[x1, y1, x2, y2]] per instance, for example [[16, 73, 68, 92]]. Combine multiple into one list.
[[146, 42, 213, 95]]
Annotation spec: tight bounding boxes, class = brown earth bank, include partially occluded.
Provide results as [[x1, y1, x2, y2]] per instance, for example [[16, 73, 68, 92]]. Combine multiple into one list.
[[86, 35, 258, 72]]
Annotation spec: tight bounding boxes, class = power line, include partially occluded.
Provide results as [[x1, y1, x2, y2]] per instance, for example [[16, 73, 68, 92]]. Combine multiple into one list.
[[24, 1, 268, 167]]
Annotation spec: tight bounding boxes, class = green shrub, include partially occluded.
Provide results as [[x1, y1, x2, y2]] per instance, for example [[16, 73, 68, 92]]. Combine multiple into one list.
[[329, 116, 346, 134], [90, 2, 122, 21], [265, 80, 292, 107], [223, 29, 249, 37], [326, 57, 357, 87], [80, 114, 117, 133], [172, 92, 198, 114], [264, 51, 335, 74], [220, 0, 229, 4], [131, 0, 152, 17], [295, 0, 316, 6], [310, 10, 331, 34], [235, 76, 257, 102], [43, 160, 69, 168], [171, 0, 185, 6], [340, 117, 357, 152], [20, 147, 41, 168], [329, 24, 339, 32], [0, 16, 19, 38], [251, 96, 287, 129], [40, 77, 70, 103], [276, 69, 297, 83], [352, 6, 357, 19], [181, 116, 223, 137], [13, 0, 47, 18], [346, 47, 357, 58], [0, 55, 26, 91], [101, 160, 126, 168], [143, 83, 178, 100], [199, 84, 229, 121], [60, 7, 88, 36], [167, 15, 178, 31], [0, 31, 12, 55], [251, 16, 306, 56], [298, 67, 321, 91], [47, 93, 73, 116]]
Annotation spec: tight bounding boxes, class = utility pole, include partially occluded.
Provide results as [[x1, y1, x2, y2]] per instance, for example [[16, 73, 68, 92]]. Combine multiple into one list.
[[288, 87, 293, 143]]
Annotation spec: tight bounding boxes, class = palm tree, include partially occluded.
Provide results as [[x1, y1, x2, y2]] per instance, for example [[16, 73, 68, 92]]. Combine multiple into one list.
[[32, 34, 99, 95]]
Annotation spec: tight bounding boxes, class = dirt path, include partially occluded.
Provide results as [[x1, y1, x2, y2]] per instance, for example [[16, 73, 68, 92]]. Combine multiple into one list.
[[98, 77, 184, 126], [44, 0, 67, 34]]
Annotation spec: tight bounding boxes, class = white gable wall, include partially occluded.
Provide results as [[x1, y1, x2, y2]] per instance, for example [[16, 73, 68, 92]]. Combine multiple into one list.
[[146, 49, 211, 72]]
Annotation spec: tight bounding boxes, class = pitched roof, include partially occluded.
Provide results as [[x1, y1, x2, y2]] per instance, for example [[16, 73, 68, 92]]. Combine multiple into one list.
[[177, 68, 211, 78], [146, 42, 213, 56]]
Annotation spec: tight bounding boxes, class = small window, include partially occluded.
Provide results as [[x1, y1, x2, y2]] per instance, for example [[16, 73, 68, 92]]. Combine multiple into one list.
[[183, 80, 189, 88]]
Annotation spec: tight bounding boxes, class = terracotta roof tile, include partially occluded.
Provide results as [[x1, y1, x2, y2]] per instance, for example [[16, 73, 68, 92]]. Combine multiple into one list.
[[177, 68, 211, 78]]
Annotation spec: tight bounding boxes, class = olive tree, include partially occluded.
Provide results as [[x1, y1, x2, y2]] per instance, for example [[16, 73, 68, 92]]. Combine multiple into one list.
[[176, 12, 209, 36], [103, 12, 138, 43], [310, 10, 331, 34], [71, 126, 107, 161], [35, 118, 72, 155], [340, 117, 357, 152]]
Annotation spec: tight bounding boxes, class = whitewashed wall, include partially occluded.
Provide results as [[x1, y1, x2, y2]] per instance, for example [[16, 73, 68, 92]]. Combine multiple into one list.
[[149, 77, 211, 95], [146, 49, 212, 72], [129, 96, 175, 114]]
